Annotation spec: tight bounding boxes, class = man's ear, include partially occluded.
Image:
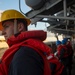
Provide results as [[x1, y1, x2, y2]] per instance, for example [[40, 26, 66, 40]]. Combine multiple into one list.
[[18, 23, 24, 32]]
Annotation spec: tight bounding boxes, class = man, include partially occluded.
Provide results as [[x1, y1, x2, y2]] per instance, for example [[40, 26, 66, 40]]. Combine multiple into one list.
[[56, 40, 68, 66], [56, 40, 69, 69], [0, 9, 51, 75], [62, 38, 73, 75]]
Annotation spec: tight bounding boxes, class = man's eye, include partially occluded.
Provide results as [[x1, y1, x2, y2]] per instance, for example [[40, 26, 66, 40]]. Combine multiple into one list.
[[4, 26, 9, 29]]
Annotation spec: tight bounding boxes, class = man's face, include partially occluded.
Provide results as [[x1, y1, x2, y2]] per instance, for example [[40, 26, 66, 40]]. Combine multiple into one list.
[[2, 21, 14, 41]]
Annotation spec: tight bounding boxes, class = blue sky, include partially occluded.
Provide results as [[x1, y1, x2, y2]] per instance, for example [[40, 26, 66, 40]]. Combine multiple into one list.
[[0, 0, 47, 30]]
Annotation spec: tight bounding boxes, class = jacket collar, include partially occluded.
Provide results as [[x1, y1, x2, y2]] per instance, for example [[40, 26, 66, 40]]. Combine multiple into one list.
[[7, 30, 47, 47]]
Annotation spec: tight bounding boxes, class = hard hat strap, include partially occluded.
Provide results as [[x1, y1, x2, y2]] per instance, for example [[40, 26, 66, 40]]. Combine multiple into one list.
[[14, 19, 18, 34]]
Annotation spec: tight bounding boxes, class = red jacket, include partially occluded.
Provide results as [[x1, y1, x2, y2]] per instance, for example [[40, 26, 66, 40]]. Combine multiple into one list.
[[0, 30, 51, 75], [66, 41, 73, 56], [47, 54, 64, 75], [62, 45, 69, 57], [57, 45, 69, 58]]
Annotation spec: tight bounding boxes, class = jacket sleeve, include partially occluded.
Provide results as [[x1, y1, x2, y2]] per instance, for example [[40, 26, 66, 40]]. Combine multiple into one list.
[[8, 46, 44, 75]]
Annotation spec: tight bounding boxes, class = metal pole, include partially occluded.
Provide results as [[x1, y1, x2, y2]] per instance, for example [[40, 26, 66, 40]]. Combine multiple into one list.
[[63, 0, 67, 17], [63, 0, 68, 32], [36, 15, 75, 20], [48, 28, 75, 33]]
